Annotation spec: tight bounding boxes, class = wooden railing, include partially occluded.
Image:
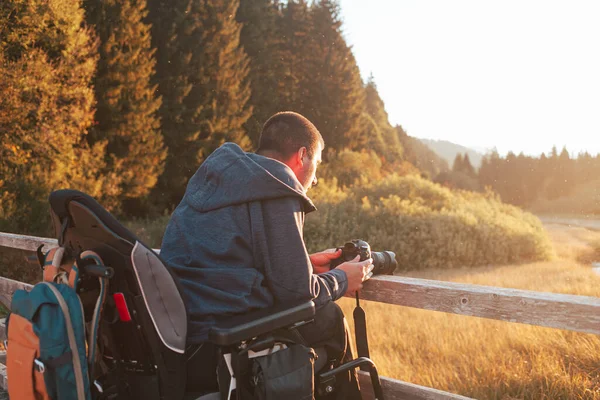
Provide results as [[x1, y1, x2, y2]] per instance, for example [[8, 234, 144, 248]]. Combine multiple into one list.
[[3, 233, 600, 399]]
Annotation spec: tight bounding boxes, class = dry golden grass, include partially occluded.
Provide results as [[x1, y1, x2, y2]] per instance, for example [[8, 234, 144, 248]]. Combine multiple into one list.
[[340, 224, 600, 399]]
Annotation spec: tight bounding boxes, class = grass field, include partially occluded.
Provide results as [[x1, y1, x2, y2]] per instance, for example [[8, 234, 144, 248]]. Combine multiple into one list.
[[339, 223, 600, 399]]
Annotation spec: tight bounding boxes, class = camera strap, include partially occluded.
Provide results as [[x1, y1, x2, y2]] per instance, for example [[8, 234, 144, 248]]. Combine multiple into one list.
[[353, 292, 370, 369]]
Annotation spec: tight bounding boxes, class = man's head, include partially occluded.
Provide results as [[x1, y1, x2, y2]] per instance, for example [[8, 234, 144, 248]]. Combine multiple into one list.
[[257, 112, 324, 191]]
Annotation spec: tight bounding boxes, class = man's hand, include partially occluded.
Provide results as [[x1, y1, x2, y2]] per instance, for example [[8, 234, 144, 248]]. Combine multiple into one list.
[[310, 248, 342, 274], [335, 255, 374, 297]]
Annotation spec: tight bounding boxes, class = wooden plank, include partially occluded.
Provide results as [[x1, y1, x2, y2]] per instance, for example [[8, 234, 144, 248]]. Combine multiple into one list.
[[358, 371, 473, 400], [0, 278, 33, 311], [0, 232, 160, 254], [361, 275, 600, 335], [0, 232, 57, 253], [1, 241, 600, 335], [3, 233, 600, 337], [2, 233, 600, 332]]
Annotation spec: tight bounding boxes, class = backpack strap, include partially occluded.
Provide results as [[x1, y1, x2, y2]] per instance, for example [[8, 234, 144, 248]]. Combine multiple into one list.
[[40, 282, 88, 400], [42, 247, 66, 283], [42, 247, 82, 290], [78, 251, 109, 382]]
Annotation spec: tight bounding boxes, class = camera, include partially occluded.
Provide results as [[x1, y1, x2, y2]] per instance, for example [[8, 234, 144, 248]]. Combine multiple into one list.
[[329, 239, 397, 276]]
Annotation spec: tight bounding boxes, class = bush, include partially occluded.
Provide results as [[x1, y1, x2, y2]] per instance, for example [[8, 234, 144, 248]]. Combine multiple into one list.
[[320, 150, 383, 187], [305, 174, 554, 271], [435, 171, 481, 192]]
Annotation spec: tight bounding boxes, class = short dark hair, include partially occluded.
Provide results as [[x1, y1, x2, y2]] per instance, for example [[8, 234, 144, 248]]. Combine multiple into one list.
[[257, 112, 324, 159]]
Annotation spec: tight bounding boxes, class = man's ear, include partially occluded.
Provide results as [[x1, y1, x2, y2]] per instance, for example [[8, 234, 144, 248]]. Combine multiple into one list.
[[297, 147, 307, 165]]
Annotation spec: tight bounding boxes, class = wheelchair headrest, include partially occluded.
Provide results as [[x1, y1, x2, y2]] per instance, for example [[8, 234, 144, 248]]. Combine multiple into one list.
[[49, 189, 140, 247]]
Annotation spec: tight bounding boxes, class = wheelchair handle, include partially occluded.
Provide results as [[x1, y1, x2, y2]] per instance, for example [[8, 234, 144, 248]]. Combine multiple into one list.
[[83, 264, 115, 279]]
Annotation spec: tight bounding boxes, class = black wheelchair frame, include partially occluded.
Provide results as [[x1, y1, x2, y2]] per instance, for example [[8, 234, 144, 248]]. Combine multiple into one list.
[[47, 189, 384, 400]]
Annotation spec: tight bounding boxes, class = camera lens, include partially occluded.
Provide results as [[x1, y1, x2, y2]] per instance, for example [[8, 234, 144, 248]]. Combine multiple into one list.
[[371, 251, 397, 275]]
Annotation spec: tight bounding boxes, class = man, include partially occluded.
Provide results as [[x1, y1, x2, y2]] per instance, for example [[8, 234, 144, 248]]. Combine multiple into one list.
[[161, 112, 372, 397]]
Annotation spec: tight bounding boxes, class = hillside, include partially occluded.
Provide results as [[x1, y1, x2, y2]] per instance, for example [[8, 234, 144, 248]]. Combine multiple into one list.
[[419, 138, 484, 169], [396, 127, 449, 178]]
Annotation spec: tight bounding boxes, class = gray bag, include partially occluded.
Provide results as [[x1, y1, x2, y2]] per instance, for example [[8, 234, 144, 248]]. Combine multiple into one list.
[[251, 344, 316, 400]]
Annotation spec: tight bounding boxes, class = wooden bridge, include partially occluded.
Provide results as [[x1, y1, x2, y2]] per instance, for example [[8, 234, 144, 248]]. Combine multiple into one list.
[[1, 232, 600, 399]]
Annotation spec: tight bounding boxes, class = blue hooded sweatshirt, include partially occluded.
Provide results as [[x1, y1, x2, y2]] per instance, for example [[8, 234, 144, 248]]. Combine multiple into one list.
[[161, 143, 348, 343]]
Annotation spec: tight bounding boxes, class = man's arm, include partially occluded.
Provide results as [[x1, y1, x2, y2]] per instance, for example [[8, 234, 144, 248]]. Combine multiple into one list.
[[258, 197, 348, 308]]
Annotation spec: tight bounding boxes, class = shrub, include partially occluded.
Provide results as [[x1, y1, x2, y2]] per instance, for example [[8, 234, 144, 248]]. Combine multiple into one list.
[[305, 174, 553, 271], [320, 150, 383, 187]]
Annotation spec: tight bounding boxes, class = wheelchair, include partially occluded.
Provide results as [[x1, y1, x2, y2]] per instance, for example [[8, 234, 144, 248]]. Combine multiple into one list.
[[46, 189, 384, 399]]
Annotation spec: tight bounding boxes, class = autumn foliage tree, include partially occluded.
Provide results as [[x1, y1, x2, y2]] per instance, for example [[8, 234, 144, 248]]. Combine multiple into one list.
[[0, 0, 108, 233]]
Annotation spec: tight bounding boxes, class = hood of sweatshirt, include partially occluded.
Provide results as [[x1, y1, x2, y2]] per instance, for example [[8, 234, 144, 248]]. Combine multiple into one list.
[[182, 142, 316, 213]]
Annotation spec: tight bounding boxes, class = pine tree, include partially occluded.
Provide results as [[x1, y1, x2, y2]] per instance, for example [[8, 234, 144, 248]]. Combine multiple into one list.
[[395, 125, 449, 178], [147, 0, 204, 208], [478, 156, 490, 186], [301, 0, 365, 150], [462, 154, 476, 178], [237, 0, 283, 145], [452, 154, 464, 173], [576, 151, 594, 184], [199, 0, 253, 155], [478, 150, 501, 190], [239, 0, 365, 153], [503, 152, 520, 203], [277, 0, 314, 111], [363, 77, 403, 165], [149, 0, 253, 208], [530, 154, 547, 201], [358, 112, 387, 158], [85, 0, 166, 213], [0, 0, 107, 233]]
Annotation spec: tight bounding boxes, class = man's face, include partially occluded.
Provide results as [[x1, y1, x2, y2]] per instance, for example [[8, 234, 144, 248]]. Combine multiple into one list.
[[298, 142, 323, 192]]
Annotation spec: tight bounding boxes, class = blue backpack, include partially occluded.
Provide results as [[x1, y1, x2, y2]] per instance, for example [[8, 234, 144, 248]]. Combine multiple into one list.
[[6, 248, 108, 400]]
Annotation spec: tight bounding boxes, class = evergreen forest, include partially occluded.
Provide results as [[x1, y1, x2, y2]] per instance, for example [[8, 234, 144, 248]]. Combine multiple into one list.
[[437, 147, 600, 214]]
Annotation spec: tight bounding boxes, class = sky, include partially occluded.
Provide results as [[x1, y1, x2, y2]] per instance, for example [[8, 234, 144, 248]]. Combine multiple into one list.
[[338, 0, 600, 156]]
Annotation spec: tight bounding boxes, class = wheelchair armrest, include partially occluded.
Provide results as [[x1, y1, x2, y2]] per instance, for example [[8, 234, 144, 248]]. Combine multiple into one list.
[[208, 301, 315, 346]]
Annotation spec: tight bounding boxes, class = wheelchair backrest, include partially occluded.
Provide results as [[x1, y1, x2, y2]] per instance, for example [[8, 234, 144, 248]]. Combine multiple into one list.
[[48, 189, 188, 400]]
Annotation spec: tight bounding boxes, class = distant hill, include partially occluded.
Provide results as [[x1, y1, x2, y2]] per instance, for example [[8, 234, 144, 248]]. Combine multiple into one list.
[[396, 127, 449, 178], [419, 139, 484, 169]]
